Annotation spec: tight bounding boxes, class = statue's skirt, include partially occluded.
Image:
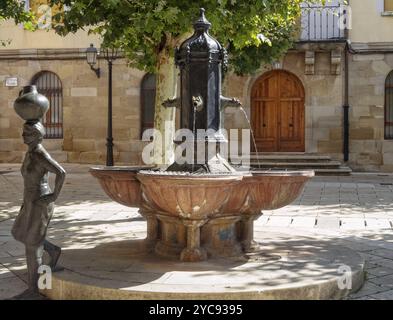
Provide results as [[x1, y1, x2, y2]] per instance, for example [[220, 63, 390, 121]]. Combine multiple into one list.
[[12, 196, 54, 246]]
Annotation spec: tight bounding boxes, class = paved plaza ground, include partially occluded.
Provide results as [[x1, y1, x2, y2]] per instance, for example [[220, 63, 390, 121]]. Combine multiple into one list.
[[1, 163, 393, 300]]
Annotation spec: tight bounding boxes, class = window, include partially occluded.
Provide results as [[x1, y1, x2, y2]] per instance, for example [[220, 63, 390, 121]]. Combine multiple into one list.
[[31, 71, 63, 139], [385, 71, 393, 139], [140, 73, 156, 138]]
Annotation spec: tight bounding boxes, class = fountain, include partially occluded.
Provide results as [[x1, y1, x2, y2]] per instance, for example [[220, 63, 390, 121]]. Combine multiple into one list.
[[90, 8, 314, 262], [45, 9, 364, 300]]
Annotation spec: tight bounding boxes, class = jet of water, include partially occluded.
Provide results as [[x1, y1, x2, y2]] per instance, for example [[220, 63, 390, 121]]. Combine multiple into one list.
[[239, 106, 261, 169]]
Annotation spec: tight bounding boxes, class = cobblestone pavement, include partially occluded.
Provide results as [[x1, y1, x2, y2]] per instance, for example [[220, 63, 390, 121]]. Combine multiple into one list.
[[1, 163, 393, 300]]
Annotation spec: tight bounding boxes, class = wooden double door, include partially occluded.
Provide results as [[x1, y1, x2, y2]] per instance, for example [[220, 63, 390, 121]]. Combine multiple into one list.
[[251, 70, 305, 152]]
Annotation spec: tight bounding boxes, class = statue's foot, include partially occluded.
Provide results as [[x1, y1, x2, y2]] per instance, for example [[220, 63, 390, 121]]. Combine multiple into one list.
[[46, 245, 62, 271], [9, 289, 47, 300], [52, 265, 65, 273]]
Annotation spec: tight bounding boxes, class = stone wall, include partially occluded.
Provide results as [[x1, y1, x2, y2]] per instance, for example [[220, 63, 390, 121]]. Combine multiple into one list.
[[1, 49, 393, 172], [349, 53, 393, 172], [0, 57, 148, 165], [223, 50, 345, 162], [222, 49, 393, 172]]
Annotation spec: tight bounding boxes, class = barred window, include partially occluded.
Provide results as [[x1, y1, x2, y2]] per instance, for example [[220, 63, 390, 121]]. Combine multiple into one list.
[[31, 71, 63, 139], [140, 73, 156, 138]]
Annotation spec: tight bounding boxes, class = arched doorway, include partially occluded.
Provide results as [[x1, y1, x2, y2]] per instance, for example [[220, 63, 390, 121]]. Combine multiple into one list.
[[251, 70, 305, 152]]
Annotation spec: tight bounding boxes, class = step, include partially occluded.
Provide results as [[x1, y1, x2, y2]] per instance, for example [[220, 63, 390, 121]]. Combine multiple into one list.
[[232, 155, 332, 162], [314, 167, 352, 176], [244, 161, 342, 169], [255, 152, 307, 155]]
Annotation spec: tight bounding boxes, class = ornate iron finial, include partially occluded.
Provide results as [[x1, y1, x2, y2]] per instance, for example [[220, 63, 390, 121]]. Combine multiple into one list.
[[194, 8, 211, 32]]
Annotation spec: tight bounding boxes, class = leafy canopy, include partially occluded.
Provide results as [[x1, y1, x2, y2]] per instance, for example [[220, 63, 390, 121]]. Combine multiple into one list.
[[1, 0, 35, 46], [50, 0, 323, 75]]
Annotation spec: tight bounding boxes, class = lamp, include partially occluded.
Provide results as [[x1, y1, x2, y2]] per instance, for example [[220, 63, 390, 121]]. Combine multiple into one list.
[[86, 43, 101, 78], [101, 45, 120, 166]]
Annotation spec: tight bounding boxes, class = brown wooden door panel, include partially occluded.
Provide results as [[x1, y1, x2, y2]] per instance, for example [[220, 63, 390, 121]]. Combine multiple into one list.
[[262, 101, 277, 140], [251, 70, 305, 152], [279, 100, 304, 141]]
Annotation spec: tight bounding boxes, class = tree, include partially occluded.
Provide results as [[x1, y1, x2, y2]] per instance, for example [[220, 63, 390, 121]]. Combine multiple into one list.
[[49, 0, 321, 165], [1, 0, 35, 46]]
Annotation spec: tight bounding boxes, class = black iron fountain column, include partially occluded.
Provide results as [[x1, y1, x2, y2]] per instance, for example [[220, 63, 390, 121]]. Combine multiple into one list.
[[165, 8, 241, 173]]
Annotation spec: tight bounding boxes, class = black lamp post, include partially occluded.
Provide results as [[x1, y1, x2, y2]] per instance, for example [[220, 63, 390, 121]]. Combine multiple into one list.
[[86, 44, 120, 166]]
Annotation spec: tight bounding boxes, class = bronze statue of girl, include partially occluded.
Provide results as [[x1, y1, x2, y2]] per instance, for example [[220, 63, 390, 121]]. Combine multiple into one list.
[[12, 121, 66, 299]]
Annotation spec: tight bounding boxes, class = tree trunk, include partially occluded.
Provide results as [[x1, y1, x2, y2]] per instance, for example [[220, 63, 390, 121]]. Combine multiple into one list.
[[152, 43, 177, 166]]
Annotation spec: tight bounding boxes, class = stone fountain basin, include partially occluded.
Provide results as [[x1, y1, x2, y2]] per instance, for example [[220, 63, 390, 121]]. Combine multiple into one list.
[[137, 172, 243, 220], [138, 170, 314, 218], [89, 166, 155, 208], [90, 167, 314, 217], [236, 170, 314, 213]]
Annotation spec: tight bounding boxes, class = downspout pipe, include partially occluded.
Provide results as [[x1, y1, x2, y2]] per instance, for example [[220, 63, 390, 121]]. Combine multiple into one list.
[[343, 5, 350, 163], [343, 40, 350, 162]]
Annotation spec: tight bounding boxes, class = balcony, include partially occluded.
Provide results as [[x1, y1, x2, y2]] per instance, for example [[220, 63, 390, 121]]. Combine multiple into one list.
[[299, 2, 346, 42]]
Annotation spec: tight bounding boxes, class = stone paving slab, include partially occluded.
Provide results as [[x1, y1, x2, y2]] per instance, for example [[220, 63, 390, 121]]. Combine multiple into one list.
[[314, 217, 341, 229], [368, 290, 393, 300], [348, 282, 384, 299], [369, 274, 393, 290], [0, 276, 28, 300], [367, 266, 393, 277]]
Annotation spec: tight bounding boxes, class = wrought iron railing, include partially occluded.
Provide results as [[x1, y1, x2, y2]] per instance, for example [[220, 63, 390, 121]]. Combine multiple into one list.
[[299, 3, 346, 42]]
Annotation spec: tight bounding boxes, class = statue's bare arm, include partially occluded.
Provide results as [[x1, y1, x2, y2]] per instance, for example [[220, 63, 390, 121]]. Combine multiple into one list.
[[34, 147, 66, 204]]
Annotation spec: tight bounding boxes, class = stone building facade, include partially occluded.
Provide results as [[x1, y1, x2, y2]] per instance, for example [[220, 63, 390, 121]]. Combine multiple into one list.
[[223, 0, 393, 172], [1, 0, 393, 171], [0, 52, 148, 165], [223, 48, 345, 162]]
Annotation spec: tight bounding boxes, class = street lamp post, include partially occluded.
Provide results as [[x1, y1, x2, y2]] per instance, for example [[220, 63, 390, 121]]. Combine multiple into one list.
[[86, 44, 119, 166]]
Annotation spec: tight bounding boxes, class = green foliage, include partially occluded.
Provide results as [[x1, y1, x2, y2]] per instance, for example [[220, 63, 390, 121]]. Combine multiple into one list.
[[1, 0, 35, 46], [50, 0, 321, 75]]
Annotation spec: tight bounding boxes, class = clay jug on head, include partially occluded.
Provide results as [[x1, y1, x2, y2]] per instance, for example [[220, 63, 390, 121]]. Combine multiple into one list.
[[14, 85, 49, 121]]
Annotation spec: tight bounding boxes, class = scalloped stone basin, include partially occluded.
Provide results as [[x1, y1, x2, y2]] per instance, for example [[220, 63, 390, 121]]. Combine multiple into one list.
[[89, 166, 155, 208], [234, 170, 314, 213], [137, 172, 243, 220], [90, 167, 314, 262]]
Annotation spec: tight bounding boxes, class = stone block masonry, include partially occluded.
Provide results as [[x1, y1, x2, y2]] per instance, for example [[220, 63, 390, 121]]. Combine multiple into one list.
[[0, 56, 146, 165], [1, 48, 393, 172]]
